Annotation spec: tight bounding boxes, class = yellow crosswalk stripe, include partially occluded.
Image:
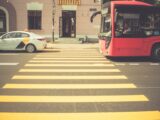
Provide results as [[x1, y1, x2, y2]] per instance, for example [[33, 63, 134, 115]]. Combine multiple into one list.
[[36, 54, 102, 56], [0, 111, 159, 120], [0, 95, 148, 102], [43, 49, 99, 51], [3, 84, 136, 89], [19, 69, 120, 73], [37, 54, 101, 56], [36, 55, 103, 58], [36, 56, 103, 58], [42, 52, 100, 54], [33, 58, 106, 60], [24, 64, 115, 67], [12, 75, 128, 80], [29, 60, 110, 63]]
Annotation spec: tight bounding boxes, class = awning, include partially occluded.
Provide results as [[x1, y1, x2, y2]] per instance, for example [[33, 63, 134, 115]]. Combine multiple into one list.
[[58, 0, 81, 5]]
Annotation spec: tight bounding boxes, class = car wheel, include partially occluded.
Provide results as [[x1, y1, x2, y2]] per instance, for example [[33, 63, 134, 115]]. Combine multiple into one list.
[[26, 44, 36, 53], [152, 45, 160, 61]]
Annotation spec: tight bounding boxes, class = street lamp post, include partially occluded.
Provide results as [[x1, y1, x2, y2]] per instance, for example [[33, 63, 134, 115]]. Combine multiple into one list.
[[52, 0, 56, 42]]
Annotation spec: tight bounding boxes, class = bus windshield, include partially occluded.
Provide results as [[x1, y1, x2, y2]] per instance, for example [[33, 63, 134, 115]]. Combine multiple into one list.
[[101, 15, 111, 33], [115, 6, 160, 38], [100, 3, 111, 36]]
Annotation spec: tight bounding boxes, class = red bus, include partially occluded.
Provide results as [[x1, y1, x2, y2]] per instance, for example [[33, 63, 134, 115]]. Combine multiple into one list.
[[95, 1, 160, 61]]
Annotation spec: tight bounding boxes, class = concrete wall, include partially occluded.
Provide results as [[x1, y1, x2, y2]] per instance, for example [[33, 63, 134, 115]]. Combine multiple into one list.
[[7, 0, 53, 37], [1, 0, 101, 39], [54, 0, 101, 38]]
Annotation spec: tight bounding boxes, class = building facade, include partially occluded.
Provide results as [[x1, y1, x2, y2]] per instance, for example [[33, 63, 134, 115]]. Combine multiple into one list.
[[0, 0, 101, 40]]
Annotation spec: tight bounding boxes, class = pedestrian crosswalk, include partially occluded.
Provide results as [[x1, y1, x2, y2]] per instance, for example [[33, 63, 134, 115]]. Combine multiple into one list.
[[29, 60, 110, 63], [0, 95, 148, 102], [0, 111, 160, 120], [0, 54, 19, 56], [0, 63, 19, 66], [0, 48, 159, 120], [3, 83, 136, 89], [12, 75, 127, 80], [24, 63, 115, 67], [33, 57, 106, 60], [19, 69, 120, 73]]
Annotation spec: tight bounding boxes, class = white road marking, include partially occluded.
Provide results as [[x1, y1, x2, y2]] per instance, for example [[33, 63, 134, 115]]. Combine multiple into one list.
[[138, 87, 160, 89], [0, 63, 19, 66], [0, 54, 19, 56], [150, 63, 159, 66], [114, 63, 160, 66], [129, 63, 140, 66], [114, 63, 126, 66]]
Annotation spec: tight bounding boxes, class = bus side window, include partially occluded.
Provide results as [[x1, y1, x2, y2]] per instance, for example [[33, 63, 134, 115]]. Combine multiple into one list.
[[115, 14, 124, 37]]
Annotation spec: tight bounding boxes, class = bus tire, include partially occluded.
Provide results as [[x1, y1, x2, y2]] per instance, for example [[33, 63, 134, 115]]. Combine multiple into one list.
[[152, 45, 160, 61], [26, 44, 36, 53]]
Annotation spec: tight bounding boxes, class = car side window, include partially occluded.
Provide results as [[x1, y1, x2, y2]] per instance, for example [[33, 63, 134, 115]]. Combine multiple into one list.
[[15, 33, 30, 38], [2, 33, 16, 39], [21, 33, 30, 38], [2, 34, 10, 39]]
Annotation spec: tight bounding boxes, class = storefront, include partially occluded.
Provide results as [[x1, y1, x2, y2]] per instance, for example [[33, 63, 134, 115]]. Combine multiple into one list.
[[54, 0, 101, 40], [0, 0, 100, 41]]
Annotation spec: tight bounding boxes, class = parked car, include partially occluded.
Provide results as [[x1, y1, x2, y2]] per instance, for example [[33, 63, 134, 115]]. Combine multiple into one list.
[[0, 31, 47, 53]]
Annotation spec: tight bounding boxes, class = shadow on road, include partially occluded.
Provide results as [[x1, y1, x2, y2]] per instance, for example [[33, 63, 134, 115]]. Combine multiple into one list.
[[0, 50, 61, 53], [106, 56, 160, 63], [0, 50, 28, 53]]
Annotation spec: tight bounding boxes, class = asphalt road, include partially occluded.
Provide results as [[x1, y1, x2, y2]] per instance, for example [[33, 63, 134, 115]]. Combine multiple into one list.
[[0, 45, 160, 120]]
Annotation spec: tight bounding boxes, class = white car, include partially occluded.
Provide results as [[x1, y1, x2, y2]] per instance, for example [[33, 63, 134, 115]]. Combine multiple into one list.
[[0, 31, 47, 53]]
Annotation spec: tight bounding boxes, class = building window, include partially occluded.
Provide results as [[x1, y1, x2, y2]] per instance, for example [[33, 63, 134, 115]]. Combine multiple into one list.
[[94, 0, 101, 3], [28, 10, 42, 30], [90, 8, 97, 12]]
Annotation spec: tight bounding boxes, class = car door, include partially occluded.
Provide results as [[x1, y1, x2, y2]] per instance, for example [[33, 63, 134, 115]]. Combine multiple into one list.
[[0, 36, 5, 50], [0, 33, 10, 50], [1, 33, 17, 50], [15, 32, 30, 50]]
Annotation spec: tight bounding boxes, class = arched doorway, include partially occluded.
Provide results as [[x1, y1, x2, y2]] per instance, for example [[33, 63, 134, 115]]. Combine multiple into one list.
[[0, 9, 6, 35], [0, 0, 17, 35]]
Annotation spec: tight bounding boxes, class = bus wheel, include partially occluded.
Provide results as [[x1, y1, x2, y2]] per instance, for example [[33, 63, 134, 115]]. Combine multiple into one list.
[[26, 44, 36, 53], [152, 45, 160, 61]]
